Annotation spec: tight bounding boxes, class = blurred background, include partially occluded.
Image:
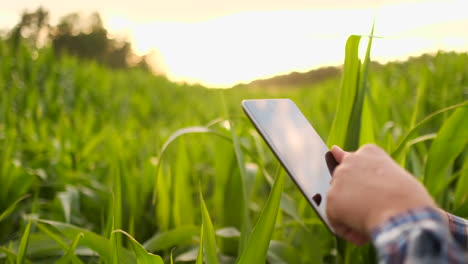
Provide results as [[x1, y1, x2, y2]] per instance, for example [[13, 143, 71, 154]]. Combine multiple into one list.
[[2, 0, 467, 87]]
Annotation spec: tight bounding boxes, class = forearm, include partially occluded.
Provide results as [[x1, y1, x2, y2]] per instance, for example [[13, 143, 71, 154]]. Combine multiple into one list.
[[372, 207, 467, 264]]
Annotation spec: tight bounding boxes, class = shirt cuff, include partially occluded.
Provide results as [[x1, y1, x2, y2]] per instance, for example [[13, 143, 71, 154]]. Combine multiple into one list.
[[371, 207, 445, 247], [446, 212, 468, 250]]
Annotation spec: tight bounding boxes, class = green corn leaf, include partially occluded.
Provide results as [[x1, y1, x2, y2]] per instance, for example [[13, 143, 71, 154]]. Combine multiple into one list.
[[36, 219, 134, 263], [111, 229, 119, 264], [57, 186, 79, 224], [155, 164, 170, 232], [114, 230, 164, 264], [36, 223, 83, 263], [17, 218, 32, 264], [222, 92, 250, 253], [170, 248, 175, 264], [173, 139, 194, 227], [0, 195, 29, 223], [266, 240, 301, 264], [143, 226, 199, 252], [196, 225, 204, 264], [346, 25, 374, 150], [327, 35, 362, 148], [199, 187, 219, 264], [55, 233, 84, 264], [152, 126, 229, 204], [432, 167, 468, 198], [391, 101, 468, 159], [399, 67, 430, 165], [454, 156, 468, 210], [229, 119, 252, 253], [112, 164, 123, 246], [236, 167, 285, 264], [359, 97, 376, 146], [424, 107, 468, 196], [0, 247, 18, 261]]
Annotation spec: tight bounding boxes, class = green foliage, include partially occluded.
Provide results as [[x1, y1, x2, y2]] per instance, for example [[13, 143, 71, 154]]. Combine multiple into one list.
[[196, 225, 204, 264], [237, 168, 285, 264], [55, 233, 84, 264], [0, 195, 29, 223], [327, 35, 362, 149], [115, 230, 164, 264], [17, 218, 32, 264], [199, 188, 219, 264], [425, 107, 468, 198], [0, 35, 467, 263]]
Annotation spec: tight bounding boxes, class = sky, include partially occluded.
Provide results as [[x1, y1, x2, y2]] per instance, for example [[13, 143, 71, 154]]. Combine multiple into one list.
[[1, 0, 467, 87]]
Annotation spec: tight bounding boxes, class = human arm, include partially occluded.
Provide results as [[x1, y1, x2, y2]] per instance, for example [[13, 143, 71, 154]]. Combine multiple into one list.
[[326, 144, 468, 263]]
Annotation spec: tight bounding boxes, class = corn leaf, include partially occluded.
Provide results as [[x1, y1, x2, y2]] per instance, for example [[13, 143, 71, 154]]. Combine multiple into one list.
[[327, 35, 361, 148], [425, 107, 468, 195], [222, 92, 251, 253], [114, 230, 164, 264], [454, 156, 468, 210], [36, 223, 83, 263], [173, 140, 194, 227], [392, 101, 468, 159], [236, 167, 285, 264], [55, 233, 84, 264], [266, 240, 301, 264], [152, 126, 230, 203], [196, 225, 204, 264], [346, 25, 374, 150], [155, 164, 170, 232], [17, 218, 32, 264], [143, 226, 199, 252], [0, 195, 29, 223], [36, 219, 134, 263], [0, 247, 14, 259], [200, 188, 219, 264]]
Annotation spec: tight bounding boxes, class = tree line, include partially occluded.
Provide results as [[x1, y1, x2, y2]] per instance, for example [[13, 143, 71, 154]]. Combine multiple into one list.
[[5, 7, 150, 70]]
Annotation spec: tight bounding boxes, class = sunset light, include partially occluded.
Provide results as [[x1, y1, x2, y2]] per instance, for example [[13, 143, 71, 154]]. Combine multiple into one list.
[[2, 0, 467, 87]]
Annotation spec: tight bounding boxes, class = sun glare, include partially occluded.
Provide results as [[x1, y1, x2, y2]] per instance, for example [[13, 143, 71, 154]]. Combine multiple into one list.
[[103, 0, 467, 87]]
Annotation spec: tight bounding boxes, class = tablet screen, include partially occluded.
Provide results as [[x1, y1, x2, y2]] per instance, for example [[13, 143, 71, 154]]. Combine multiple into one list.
[[242, 99, 335, 232]]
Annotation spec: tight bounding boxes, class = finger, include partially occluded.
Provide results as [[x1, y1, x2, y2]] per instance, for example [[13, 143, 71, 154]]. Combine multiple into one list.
[[331, 145, 347, 163]]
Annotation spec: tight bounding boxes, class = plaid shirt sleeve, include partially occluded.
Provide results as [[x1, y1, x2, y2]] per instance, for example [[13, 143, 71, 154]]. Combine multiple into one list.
[[371, 207, 468, 264], [446, 212, 468, 251]]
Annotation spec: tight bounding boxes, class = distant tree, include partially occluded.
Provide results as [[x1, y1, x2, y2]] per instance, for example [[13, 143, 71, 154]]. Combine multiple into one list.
[[9, 7, 50, 50], [50, 12, 134, 69], [8, 7, 151, 70], [51, 13, 110, 64]]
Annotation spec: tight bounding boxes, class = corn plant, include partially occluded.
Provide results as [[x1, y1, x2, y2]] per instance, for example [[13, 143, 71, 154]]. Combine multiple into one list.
[[0, 31, 467, 264]]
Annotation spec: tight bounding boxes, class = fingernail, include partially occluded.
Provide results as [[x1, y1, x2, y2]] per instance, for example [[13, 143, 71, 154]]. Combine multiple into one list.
[[332, 145, 342, 151]]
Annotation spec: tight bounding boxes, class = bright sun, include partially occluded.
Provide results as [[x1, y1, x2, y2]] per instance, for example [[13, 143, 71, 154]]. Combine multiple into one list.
[[104, 0, 467, 88]]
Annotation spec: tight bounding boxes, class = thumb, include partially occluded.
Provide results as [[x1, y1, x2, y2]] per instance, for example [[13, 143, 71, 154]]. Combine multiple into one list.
[[331, 145, 347, 163]]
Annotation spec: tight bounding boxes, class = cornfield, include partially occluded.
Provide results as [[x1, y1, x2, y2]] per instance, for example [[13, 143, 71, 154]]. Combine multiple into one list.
[[0, 34, 467, 263]]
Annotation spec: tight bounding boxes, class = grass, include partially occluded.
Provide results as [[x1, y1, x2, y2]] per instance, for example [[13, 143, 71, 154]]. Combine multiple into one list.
[[0, 35, 467, 263]]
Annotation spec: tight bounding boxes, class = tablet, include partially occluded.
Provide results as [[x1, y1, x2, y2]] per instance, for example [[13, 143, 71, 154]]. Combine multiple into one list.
[[242, 99, 336, 233]]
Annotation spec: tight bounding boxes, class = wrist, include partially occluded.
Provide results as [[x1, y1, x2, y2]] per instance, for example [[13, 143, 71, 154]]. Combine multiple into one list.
[[370, 207, 446, 247], [366, 204, 438, 233]]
